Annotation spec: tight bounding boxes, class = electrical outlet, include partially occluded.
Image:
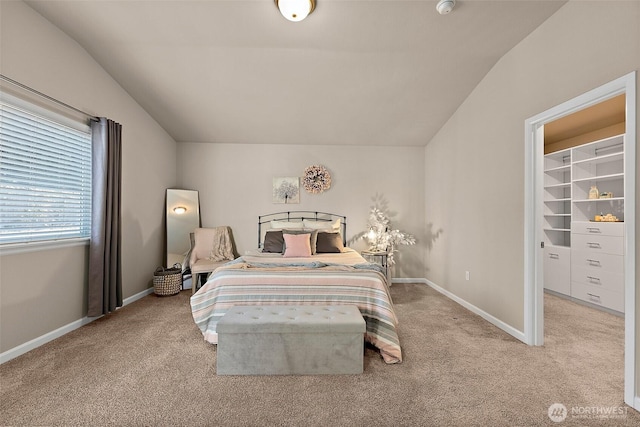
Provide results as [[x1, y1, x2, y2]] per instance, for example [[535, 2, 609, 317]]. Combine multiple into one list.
[[465, 271, 470, 281]]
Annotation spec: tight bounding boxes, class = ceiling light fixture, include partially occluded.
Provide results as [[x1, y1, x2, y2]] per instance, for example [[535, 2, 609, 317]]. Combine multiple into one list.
[[275, 0, 315, 22], [436, 0, 455, 15], [173, 206, 187, 214]]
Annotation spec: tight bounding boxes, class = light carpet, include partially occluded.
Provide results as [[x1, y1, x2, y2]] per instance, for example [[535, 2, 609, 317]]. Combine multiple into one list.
[[1, 283, 637, 426]]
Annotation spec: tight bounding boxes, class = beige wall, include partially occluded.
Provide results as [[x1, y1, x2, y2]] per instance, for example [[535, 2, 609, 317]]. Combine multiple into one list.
[[177, 143, 425, 278], [423, 0, 639, 394], [0, 1, 177, 353]]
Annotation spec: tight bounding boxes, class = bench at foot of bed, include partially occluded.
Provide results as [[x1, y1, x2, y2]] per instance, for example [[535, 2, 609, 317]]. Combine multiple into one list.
[[216, 305, 365, 375]]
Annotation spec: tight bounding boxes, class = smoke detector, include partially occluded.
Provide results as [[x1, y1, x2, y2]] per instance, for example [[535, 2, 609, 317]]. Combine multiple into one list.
[[436, 0, 455, 15]]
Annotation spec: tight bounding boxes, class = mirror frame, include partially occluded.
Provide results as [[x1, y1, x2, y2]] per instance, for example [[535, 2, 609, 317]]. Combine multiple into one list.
[[165, 188, 201, 268]]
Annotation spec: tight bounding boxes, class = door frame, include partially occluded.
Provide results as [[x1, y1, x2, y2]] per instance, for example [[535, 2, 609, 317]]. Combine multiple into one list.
[[523, 71, 637, 408]]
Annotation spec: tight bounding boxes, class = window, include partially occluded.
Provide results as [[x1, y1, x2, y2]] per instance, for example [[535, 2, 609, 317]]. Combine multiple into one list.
[[0, 98, 92, 245]]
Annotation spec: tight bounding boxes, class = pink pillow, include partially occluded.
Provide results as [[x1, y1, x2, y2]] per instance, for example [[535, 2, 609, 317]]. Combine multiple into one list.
[[283, 233, 312, 257]]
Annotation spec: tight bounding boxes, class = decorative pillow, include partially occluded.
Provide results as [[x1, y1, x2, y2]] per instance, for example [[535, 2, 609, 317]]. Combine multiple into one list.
[[303, 218, 341, 231], [271, 220, 304, 230], [315, 231, 345, 253], [283, 229, 318, 254], [283, 233, 312, 257], [263, 230, 284, 253]]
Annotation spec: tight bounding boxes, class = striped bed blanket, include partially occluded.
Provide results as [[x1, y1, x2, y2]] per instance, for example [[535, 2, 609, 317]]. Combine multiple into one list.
[[190, 256, 402, 364]]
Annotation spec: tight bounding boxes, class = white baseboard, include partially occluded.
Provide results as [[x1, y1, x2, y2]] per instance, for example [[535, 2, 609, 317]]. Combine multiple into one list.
[[422, 278, 527, 343], [390, 277, 428, 284], [123, 286, 154, 306], [0, 287, 154, 364]]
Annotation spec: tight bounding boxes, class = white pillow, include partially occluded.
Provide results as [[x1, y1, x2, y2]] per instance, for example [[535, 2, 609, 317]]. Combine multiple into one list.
[[271, 220, 304, 229], [303, 218, 341, 231]]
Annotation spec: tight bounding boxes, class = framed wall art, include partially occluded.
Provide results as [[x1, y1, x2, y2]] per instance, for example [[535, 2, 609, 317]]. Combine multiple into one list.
[[273, 177, 300, 204]]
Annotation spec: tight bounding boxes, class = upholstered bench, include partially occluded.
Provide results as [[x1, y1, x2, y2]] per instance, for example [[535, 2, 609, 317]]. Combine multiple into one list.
[[217, 305, 366, 375]]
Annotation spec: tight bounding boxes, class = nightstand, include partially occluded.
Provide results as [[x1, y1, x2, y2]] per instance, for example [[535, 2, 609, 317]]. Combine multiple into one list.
[[361, 250, 391, 285]]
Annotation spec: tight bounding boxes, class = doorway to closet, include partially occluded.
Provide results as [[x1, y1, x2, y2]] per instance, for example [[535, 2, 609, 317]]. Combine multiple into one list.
[[542, 95, 625, 310], [523, 72, 636, 409], [542, 94, 627, 410]]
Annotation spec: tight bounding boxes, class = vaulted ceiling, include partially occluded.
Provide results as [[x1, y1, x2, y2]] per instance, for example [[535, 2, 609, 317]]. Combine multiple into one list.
[[25, 0, 566, 146]]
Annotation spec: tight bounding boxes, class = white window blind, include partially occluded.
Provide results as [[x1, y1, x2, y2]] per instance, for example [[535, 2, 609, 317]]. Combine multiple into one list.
[[0, 101, 92, 245]]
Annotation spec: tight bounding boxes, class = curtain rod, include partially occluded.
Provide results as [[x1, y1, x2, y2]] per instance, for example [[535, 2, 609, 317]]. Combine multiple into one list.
[[0, 74, 99, 122]]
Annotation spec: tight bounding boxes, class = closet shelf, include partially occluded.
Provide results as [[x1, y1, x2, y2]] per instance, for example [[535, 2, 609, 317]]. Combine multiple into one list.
[[572, 151, 623, 167], [544, 164, 571, 173], [572, 173, 624, 184], [572, 197, 624, 203], [544, 183, 571, 189]]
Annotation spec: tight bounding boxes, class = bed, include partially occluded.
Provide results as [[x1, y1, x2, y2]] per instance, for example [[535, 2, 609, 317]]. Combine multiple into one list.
[[190, 211, 402, 364]]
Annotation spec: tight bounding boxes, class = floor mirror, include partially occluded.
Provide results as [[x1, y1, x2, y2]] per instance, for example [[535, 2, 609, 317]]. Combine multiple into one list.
[[166, 189, 201, 269]]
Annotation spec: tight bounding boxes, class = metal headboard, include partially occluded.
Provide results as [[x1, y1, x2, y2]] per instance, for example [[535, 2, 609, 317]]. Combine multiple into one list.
[[258, 211, 347, 248]]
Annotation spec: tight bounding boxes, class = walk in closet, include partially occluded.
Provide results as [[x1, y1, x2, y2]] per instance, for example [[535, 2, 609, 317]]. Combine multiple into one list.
[[543, 133, 625, 313]]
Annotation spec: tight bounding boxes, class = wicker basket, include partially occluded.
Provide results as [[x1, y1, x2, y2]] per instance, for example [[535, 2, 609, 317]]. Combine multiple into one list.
[[153, 264, 183, 296]]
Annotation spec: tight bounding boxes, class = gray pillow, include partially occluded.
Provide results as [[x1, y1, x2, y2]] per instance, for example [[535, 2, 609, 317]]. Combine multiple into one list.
[[263, 230, 284, 253], [315, 231, 344, 253]]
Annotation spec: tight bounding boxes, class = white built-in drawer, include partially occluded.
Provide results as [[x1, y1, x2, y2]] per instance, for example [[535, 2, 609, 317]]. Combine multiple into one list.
[[572, 233, 624, 256], [544, 246, 570, 295], [571, 281, 624, 313], [572, 221, 624, 237], [571, 250, 624, 272], [570, 266, 624, 293]]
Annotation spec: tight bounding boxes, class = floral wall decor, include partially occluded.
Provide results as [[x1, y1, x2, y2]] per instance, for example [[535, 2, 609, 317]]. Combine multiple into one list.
[[273, 177, 300, 204], [302, 164, 331, 194]]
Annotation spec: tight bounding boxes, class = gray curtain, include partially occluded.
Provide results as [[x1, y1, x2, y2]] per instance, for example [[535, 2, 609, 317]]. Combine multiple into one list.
[[88, 118, 122, 317]]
